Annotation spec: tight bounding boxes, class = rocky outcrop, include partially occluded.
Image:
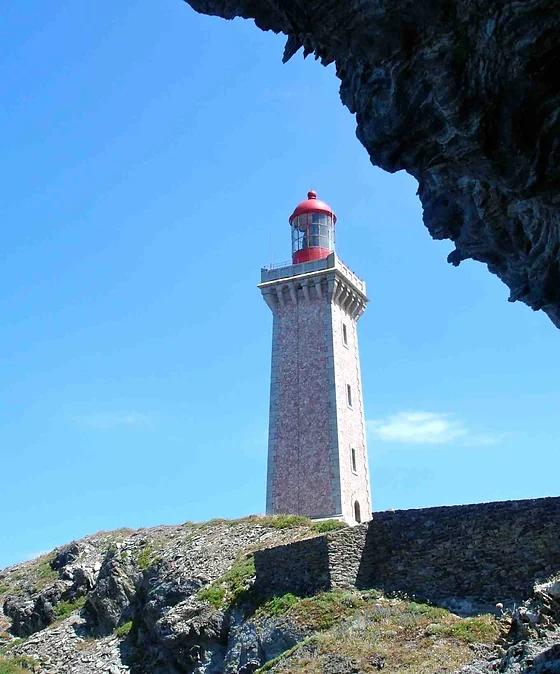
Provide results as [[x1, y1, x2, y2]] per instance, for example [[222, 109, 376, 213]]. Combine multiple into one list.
[[1, 512, 559, 673], [183, 0, 560, 327], [0, 518, 318, 673]]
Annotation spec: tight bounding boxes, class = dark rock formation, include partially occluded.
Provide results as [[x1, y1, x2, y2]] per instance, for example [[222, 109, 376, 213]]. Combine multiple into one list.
[[3, 583, 64, 637], [85, 552, 141, 635], [183, 0, 560, 327], [1, 508, 559, 673]]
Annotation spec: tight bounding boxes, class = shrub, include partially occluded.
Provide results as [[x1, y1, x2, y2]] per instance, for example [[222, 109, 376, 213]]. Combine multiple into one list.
[[257, 515, 311, 529], [34, 555, 57, 588], [137, 543, 159, 571], [255, 642, 305, 673], [198, 585, 226, 608], [449, 616, 500, 644], [54, 596, 86, 620], [197, 555, 255, 609], [290, 591, 364, 631], [406, 601, 449, 620], [115, 621, 133, 638], [257, 593, 300, 617], [0, 655, 38, 673], [310, 520, 347, 534]]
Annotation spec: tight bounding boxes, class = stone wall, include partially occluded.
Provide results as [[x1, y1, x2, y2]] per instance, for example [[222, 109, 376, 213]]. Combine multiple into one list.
[[254, 497, 560, 608]]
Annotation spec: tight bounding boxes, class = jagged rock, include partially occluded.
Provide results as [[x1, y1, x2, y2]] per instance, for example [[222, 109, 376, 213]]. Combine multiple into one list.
[[85, 552, 141, 635], [4, 582, 66, 637], [52, 542, 85, 571], [1, 519, 559, 673], [183, 0, 560, 327], [320, 654, 361, 674], [141, 596, 227, 672]]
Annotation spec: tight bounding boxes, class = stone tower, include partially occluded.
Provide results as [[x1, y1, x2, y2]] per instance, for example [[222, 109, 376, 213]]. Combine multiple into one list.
[[259, 191, 372, 525]]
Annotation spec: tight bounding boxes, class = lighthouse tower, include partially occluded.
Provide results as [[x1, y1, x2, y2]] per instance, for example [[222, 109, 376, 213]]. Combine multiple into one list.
[[259, 191, 372, 525]]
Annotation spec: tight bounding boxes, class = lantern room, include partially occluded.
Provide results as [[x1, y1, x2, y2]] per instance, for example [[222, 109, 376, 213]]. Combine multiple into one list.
[[290, 190, 336, 264]]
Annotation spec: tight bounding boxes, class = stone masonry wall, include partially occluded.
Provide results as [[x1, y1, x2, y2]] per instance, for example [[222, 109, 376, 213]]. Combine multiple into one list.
[[266, 282, 339, 518], [331, 300, 372, 523], [262, 257, 371, 522], [254, 497, 560, 607]]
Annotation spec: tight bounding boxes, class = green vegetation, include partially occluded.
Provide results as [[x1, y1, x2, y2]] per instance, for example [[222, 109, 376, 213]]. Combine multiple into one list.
[[0, 655, 38, 673], [253, 591, 502, 674], [54, 596, 86, 620], [310, 520, 347, 534], [33, 555, 57, 589], [0, 584, 11, 597], [444, 615, 500, 644], [255, 642, 307, 673], [257, 515, 311, 529], [0, 638, 23, 657], [257, 593, 300, 617], [136, 542, 160, 571], [198, 585, 226, 608], [194, 513, 349, 534], [290, 591, 364, 631], [198, 554, 256, 609], [115, 621, 134, 638]]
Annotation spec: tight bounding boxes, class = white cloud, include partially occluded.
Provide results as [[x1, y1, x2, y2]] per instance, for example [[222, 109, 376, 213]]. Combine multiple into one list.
[[367, 410, 508, 447], [73, 412, 151, 430]]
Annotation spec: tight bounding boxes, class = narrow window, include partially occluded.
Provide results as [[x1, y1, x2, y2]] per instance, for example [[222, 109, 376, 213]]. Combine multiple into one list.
[[346, 384, 353, 407], [342, 323, 348, 346], [351, 447, 357, 473], [354, 501, 361, 523]]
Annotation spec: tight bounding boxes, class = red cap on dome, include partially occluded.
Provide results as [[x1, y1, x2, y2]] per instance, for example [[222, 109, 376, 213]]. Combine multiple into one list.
[[289, 190, 337, 224]]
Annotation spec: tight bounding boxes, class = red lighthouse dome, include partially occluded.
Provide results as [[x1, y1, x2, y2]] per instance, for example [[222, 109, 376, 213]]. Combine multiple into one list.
[[289, 191, 337, 264]]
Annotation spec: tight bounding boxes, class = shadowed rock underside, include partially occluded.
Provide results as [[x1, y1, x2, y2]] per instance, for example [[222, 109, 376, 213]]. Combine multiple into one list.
[[183, 0, 560, 327]]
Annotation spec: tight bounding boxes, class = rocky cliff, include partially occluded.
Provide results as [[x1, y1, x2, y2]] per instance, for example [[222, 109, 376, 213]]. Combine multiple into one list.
[[182, 0, 560, 328], [1, 514, 559, 673]]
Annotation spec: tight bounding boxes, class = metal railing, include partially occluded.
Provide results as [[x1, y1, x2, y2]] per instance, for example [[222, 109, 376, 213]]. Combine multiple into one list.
[[261, 259, 294, 271]]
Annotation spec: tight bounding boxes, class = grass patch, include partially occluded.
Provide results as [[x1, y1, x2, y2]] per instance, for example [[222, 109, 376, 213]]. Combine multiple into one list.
[[310, 520, 347, 534], [198, 585, 226, 608], [0, 639, 23, 656], [263, 594, 502, 674], [0, 655, 38, 673], [407, 601, 449, 620], [54, 596, 86, 620], [136, 543, 160, 571], [257, 593, 300, 617], [0, 584, 11, 597], [33, 554, 57, 589], [115, 621, 133, 638], [197, 554, 256, 609], [289, 591, 364, 631], [256, 515, 311, 530], [448, 615, 501, 643], [255, 642, 306, 673]]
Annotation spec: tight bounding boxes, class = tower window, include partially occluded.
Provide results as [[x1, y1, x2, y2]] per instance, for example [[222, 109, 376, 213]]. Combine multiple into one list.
[[351, 447, 357, 473], [354, 501, 362, 523], [346, 384, 353, 407], [342, 323, 348, 346]]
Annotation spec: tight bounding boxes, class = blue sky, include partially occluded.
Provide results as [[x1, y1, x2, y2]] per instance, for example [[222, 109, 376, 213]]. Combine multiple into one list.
[[1, 2, 558, 569]]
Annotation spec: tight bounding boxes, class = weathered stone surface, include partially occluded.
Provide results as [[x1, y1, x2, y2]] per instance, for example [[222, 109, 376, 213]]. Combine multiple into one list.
[[255, 496, 560, 609], [85, 551, 141, 635], [3, 583, 65, 637], [0, 518, 315, 673], [1, 505, 559, 672], [183, 0, 560, 327]]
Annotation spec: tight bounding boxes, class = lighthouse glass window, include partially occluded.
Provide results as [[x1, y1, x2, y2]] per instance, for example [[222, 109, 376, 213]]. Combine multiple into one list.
[[291, 213, 334, 254]]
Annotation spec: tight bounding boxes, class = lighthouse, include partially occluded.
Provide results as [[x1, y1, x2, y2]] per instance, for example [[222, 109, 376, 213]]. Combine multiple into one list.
[[259, 191, 372, 525]]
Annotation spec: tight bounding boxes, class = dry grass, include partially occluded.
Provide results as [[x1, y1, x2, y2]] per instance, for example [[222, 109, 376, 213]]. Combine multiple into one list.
[[257, 592, 502, 674]]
